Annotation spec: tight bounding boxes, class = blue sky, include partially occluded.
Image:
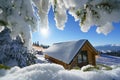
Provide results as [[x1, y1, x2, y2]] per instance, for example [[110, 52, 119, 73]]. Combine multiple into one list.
[[32, 8, 120, 46]]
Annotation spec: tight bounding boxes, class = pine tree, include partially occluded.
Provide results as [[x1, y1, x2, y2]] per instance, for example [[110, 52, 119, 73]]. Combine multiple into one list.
[[0, 27, 36, 67]]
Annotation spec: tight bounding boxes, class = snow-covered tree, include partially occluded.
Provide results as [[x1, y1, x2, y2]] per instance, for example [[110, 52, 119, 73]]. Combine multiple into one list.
[[0, 0, 120, 49], [0, 27, 36, 67]]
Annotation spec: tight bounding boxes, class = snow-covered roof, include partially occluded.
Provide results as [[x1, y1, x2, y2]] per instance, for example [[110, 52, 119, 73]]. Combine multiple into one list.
[[44, 39, 87, 64]]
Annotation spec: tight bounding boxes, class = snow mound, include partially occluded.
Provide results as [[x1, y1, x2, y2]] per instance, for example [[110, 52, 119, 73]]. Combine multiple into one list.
[[0, 64, 64, 80], [0, 64, 120, 80], [81, 65, 94, 71]]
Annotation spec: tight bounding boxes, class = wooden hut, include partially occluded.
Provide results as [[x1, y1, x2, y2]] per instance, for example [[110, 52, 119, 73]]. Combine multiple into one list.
[[44, 39, 98, 69]]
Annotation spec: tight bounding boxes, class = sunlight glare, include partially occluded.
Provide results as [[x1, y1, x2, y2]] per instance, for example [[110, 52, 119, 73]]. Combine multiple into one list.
[[40, 28, 49, 37]]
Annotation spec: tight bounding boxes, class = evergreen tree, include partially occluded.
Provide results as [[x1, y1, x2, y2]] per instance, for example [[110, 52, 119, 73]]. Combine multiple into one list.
[[0, 28, 36, 67]]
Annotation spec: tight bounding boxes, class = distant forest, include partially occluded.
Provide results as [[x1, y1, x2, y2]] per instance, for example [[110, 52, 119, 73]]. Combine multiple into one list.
[[101, 51, 120, 57], [33, 41, 49, 49]]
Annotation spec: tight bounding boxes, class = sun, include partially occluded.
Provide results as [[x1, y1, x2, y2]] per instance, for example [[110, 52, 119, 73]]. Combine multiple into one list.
[[40, 28, 49, 37]]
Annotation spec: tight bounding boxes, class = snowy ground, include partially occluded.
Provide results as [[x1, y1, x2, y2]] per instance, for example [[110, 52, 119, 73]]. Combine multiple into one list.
[[97, 54, 120, 66], [35, 54, 47, 63], [0, 64, 120, 80], [0, 54, 120, 80]]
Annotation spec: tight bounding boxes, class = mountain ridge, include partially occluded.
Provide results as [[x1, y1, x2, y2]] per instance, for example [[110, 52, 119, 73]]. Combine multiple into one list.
[[95, 44, 120, 52]]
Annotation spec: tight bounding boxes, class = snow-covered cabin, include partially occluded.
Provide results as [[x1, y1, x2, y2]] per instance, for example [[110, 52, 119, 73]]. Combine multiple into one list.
[[44, 39, 98, 69]]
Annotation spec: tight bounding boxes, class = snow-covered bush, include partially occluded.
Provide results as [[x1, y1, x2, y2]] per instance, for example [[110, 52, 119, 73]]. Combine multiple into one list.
[[0, 64, 10, 70], [97, 64, 112, 70], [0, 28, 36, 67], [81, 64, 113, 72], [81, 65, 99, 71]]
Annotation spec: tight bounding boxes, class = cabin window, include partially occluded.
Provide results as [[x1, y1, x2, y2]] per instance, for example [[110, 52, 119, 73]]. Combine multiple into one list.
[[78, 54, 82, 63], [78, 51, 88, 63]]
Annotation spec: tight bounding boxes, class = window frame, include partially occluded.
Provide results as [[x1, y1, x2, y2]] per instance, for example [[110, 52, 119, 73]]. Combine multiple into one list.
[[78, 50, 88, 63]]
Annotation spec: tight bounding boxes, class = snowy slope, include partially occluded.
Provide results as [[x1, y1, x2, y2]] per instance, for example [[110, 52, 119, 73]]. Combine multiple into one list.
[[97, 54, 120, 65]]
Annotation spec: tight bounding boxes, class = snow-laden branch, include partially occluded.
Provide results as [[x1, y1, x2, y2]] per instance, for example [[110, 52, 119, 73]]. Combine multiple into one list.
[[0, 0, 38, 49], [49, 0, 120, 35], [0, 0, 120, 49]]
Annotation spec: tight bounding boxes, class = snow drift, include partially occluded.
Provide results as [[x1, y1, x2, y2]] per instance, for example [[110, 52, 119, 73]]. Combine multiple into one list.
[[0, 64, 120, 80]]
